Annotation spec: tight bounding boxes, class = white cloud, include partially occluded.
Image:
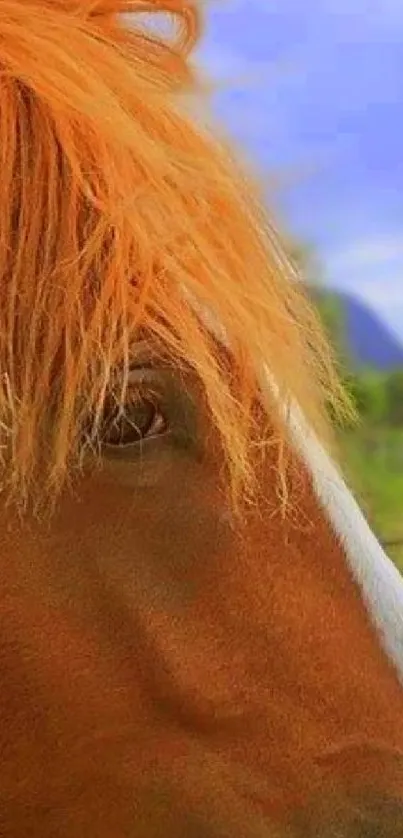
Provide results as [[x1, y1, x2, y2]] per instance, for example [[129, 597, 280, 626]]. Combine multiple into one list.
[[352, 278, 403, 307], [327, 234, 403, 274], [353, 290, 403, 343]]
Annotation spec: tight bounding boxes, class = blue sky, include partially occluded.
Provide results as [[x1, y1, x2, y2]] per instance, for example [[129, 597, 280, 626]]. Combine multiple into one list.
[[196, 0, 403, 342]]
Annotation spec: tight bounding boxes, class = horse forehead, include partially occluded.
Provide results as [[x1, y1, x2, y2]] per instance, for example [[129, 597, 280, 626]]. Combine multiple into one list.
[[194, 302, 403, 684]]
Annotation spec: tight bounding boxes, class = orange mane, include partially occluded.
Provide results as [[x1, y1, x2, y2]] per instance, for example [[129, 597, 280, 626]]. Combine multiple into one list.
[[0, 0, 351, 516]]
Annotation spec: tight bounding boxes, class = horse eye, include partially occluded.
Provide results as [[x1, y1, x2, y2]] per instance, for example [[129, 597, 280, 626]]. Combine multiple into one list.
[[100, 397, 168, 448]]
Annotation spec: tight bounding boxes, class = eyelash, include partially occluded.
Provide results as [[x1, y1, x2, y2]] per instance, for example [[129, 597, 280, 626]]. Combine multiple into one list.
[[99, 386, 168, 448]]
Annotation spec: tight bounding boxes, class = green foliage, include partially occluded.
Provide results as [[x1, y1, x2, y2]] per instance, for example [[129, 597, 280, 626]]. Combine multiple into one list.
[[346, 371, 389, 424], [316, 292, 347, 356], [384, 369, 403, 425], [343, 369, 403, 427], [340, 427, 403, 572], [340, 368, 403, 572]]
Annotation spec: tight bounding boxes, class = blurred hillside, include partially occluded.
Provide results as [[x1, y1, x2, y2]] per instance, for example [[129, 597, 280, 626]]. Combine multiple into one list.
[[314, 289, 403, 371], [289, 239, 403, 370]]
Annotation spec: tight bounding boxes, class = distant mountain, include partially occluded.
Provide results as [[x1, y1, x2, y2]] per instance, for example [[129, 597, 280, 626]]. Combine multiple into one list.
[[311, 288, 403, 371]]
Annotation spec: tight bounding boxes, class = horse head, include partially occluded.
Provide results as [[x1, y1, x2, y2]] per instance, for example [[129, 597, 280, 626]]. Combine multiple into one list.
[[0, 1, 402, 835]]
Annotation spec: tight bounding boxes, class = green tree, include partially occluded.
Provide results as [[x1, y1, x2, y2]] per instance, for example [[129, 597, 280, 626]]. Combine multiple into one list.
[[385, 369, 403, 425], [315, 292, 347, 360], [347, 372, 389, 425]]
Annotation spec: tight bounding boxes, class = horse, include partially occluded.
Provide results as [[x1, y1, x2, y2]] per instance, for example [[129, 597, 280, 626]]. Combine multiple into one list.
[[0, 1, 403, 835]]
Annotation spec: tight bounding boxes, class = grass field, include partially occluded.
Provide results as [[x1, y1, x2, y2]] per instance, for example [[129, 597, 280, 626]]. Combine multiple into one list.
[[339, 425, 403, 573]]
